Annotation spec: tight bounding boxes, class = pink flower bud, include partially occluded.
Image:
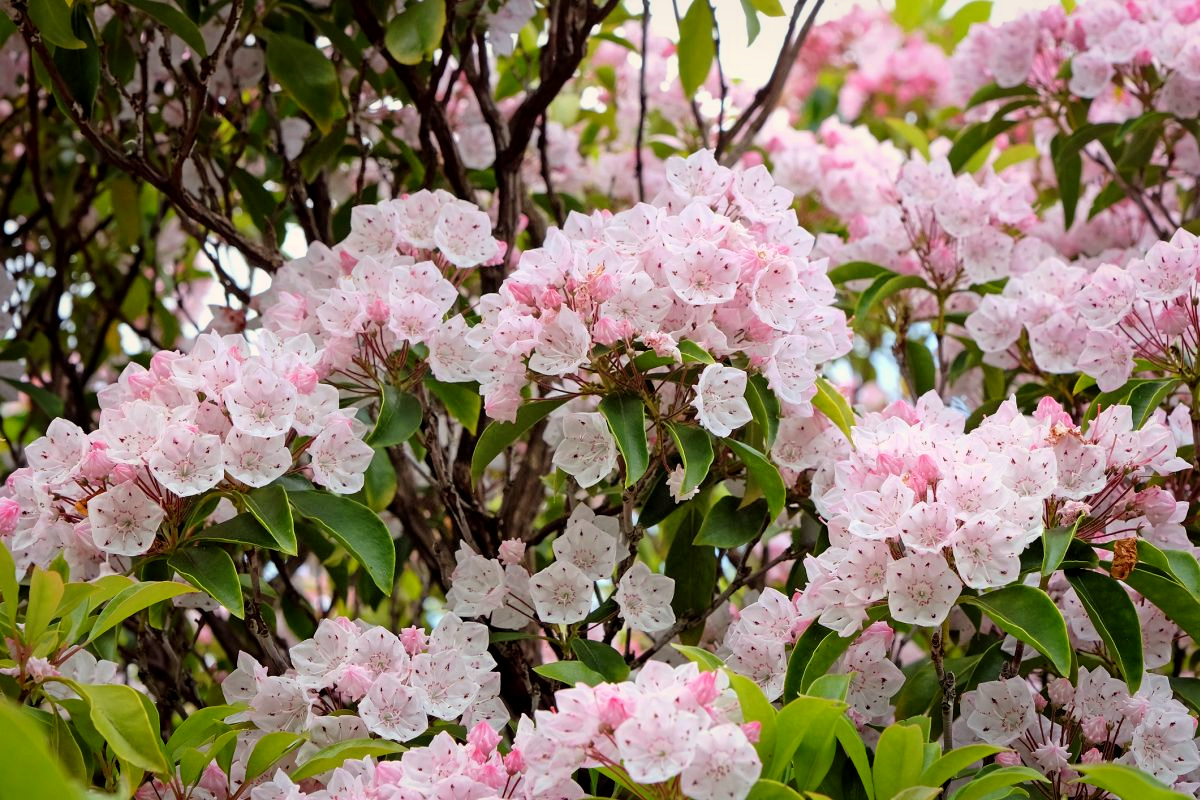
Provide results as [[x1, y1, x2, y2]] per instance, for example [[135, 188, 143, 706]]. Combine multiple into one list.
[[1080, 747, 1104, 764], [1137, 487, 1178, 526], [740, 721, 762, 743], [589, 273, 619, 303], [995, 751, 1023, 767], [467, 721, 502, 759], [0, 498, 20, 536], [1081, 715, 1110, 743], [399, 626, 428, 656], [498, 539, 526, 567], [538, 287, 563, 311], [591, 316, 628, 347], [1047, 677, 1074, 707], [506, 282, 538, 306], [1033, 692, 1048, 712], [334, 663, 375, 702], [687, 671, 720, 706], [288, 365, 319, 395], [504, 748, 525, 774]]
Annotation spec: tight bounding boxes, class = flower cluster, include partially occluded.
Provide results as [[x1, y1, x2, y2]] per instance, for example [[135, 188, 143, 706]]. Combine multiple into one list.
[[957, 670, 1200, 792], [222, 613, 506, 742], [797, 393, 1187, 634], [455, 148, 851, 425], [447, 504, 675, 633], [1, 331, 370, 576], [968, 228, 1200, 392], [952, 1, 1200, 118], [513, 660, 762, 800], [259, 188, 501, 376]]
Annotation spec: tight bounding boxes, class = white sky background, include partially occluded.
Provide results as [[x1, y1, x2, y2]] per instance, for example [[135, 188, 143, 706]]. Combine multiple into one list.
[[648, 0, 1059, 83]]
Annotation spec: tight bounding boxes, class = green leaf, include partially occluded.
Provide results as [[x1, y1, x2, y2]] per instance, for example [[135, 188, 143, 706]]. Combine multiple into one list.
[[905, 338, 936, 397], [0, 541, 18, 627], [598, 394, 649, 487], [951, 766, 1048, 800], [1122, 567, 1200, 643], [28, 0, 84, 49], [885, 117, 930, 159], [246, 731, 305, 781], [948, 118, 1021, 173], [47, 709, 86, 782], [812, 377, 856, 442], [191, 513, 281, 550], [665, 501, 718, 631], [121, 0, 207, 57], [0, 698, 84, 799], [679, 339, 716, 364], [807, 673, 852, 701], [747, 0, 785, 14], [263, 32, 345, 133], [891, 790, 942, 800], [290, 738, 406, 781], [385, 0, 446, 65], [965, 83, 1037, 110], [854, 273, 929, 325], [783, 623, 859, 701], [367, 386, 422, 448], [571, 639, 630, 682], [288, 492, 395, 595], [1065, 570, 1142, 692], [1052, 133, 1083, 229], [1041, 523, 1077, 575], [243, 485, 297, 554], [1128, 379, 1180, 428], [672, 643, 725, 670], [873, 722, 925, 800], [471, 397, 571, 482], [947, 1, 992, 43], [727, 672, 778, 770], [165, 705, 240, 757], [744, 374, 780, 449], [738, 0, 762, 44], [88, 580, 197, 642], [745, 779, 806, 800], [834, 715, 875, 800], [78, 682, 168, 773], [25, 567, 64, 644], [993, 143, 1040, 171], [1073, 763, 1190, 800], [769, 696, 846, 782], [678, 0, 715, 96], [666, 422, 714, 498], [52, 2, 99, 117], [724, 439, 786, 520], [426, 378, 481, 435], [919, 744, 1005, 787], [533, 660, 605, 687], [694, 495, 768, 548], [960, 585, 1072, 674], [828, 261, 891, 284], [1170, 676, 1200, 714], [168, 547, 244, 618]]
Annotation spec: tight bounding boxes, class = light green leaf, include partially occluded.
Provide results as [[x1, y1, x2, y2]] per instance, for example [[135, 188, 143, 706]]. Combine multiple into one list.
[[960, 585, 1072, 674], [168, 547, 244, 618], [598, 394, 649, 487], [288, 491, 395, 594], [385, 0, 446, 64], [745, 779, 806, 800], [426, 378, 481, 435], [812, 377, 856, 443], [726, 672, 777, 770], [28, 0, 84, 49], [724, 439, 786, 520], [0, 697, 84, 799], [246, 731, 305, 781], [672, 644, 725, 670], [694, 495, 768, 548], [872, 722, 925, 800], [165, 705, 241, 758], [885, 117, 930, 159], [918, 744, 1006, 787], [952, 766, 1047, 800], [88, 581, 207, 642], [291, 738, 406, 781], [1073, 763, 1189, 800], [25, 567, 64, 644], [77, 682, 169, 773], [678, 0, 715, 96], [0, 541, 18, 626]]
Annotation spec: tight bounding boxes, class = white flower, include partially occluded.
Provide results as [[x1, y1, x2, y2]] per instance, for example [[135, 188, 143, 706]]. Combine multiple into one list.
[[680, 723, 763, 800], [358, 674, 428, 742], [148, 424, 223, 496], [966, 678, 1036, 746], [433, 201, 496, 268], [446, 543, 508, 618], [884, 553, 960, 628], [528, 561, 593, 624], [553, 508, 619, 581], [88, 482, 165, 556], [615, 562, 675, 632], [529, 307, 591, 376], [223, 430, 292, 488], [552, 412, 618, 488], [692, 364, 753, 438]]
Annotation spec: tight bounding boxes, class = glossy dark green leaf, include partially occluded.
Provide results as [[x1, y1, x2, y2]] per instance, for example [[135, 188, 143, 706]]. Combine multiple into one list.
[[598, 394, 649, 487], [51, 3, 99, 117], [694, 495, 768, 548], [191, 513, 280, 550], [827, 261, 891, 285], [960, 585, 1072, 674], [28, 0, 84, 48], [242, 485, 296, 554], [471, 397, 570, 482], [168, 547, 244, 618], [263, 32, 345, 133], [666, 422, 714, 498], [905, 338, 936, 396], [367, 385, 422, 448], [571, 639, 630, 682], [122, 0, 207, 57], [724, 439, 786, 520], [426, 378, 481, 435], [533, 660, 605, 687], [812, 378, 856, 443], [1065, 570, 1142, 692], [853, 273, 929, 326], [288, 491, 395, 594]]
